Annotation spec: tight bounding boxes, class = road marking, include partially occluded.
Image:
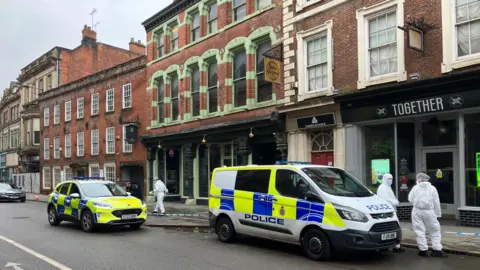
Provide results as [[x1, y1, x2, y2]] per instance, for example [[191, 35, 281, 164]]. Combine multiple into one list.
[[0, 235, 72, 270], [5, 262, 23, 270]]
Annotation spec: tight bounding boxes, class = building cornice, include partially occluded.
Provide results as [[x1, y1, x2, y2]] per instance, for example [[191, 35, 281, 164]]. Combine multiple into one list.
[[142, 0, 201, 32], [17, 47, 64, 82]]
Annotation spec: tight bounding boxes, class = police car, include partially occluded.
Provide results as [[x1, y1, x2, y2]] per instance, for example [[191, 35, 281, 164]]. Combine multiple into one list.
[[47, 177, 147, 232], [208, 162, 401, 261]]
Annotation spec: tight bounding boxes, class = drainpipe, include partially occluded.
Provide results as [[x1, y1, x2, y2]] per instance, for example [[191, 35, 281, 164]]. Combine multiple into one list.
[[56, 59, 60, 87]]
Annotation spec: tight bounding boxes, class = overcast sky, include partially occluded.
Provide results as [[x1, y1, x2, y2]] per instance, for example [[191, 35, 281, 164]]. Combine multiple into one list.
[[0, 0, 169, 91]]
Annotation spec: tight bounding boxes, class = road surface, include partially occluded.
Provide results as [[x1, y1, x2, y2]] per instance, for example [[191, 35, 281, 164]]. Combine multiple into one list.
[[0, 201, 478, 270]]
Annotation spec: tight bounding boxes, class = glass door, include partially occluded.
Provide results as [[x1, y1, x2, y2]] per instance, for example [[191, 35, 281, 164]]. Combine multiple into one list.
[[421, 149, 458, 218]]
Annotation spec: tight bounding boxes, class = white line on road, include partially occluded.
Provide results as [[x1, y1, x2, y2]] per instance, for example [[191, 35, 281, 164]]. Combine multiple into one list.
[[0, 235, 72, 270]]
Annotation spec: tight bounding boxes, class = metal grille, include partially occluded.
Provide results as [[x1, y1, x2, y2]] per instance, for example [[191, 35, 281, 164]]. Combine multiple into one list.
[[370, 221, 399, 232], [370, 212, 394, 219], [111, 209, 142, 217]]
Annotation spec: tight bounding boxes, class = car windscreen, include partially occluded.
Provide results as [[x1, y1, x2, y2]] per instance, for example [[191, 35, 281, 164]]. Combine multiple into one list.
[[80, 182, 127, 197], [0, 183, 16, 190], [301, 167, 373, 197]]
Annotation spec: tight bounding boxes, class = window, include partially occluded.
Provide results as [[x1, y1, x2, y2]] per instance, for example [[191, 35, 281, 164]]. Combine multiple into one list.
[[208, 3, 218, 33], [302, 167, 372, 197], [44, 138, 49, 160], [105, 164, 115, 182], [233, 0, 247, 21], [47, 74, 52, 90], [456, 0, 480, 57], [191, 13, 200, 42], [171, 75, 179, 120], [65, 101, 71, 121], [368, 11, 398, 78], [157, 79, 165, 123], [38, 79, 43, 96], [90, 166, 100, 177], [356, 0, 405, 88], [365, 124, 395, 193], [9, 128, 19, 148], [43, 167, 51, 189], [191, 67, 200, 116], [307, 36, 328, 92], [275, 170, 311, 199], [54, 136, 60, 159], [207, 62, 218, 113], [33, 119, 40, 145], [2, 130, 7, 151], [256, 40, 272, 102], [77, 97, 84, 119], [91, 93, 99, 115], [106, 89, 114, 112], [69, 184, 80, 195], [170, 23, 179, 51], [3, 111, 7, 124], [77, 132, 84, 157], [233, 50, 247, 107], [44, 108, 49, 127], [91, 129, 99, 155], [257, 0, 271, 9], [123, 84, 132, 109], [59, 183, 70, 194], [64, 168, 73, 181], [54, 105, 60, 124], [65, 134, 71, 158], [157, 32, 165, 57], [54, 168, 61, 187], [123, 125, 133, 153], [106, 127, 115, 154], [234, 169, 271, 193]]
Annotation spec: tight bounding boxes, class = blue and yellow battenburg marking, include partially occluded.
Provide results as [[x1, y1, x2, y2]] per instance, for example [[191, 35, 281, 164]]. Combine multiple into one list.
[[212, 188, 345, 227], [49, 192, 91, 221]]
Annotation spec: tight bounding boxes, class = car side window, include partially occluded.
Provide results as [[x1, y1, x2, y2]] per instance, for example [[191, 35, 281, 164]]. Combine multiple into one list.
[[59, 183, 70, 195], [275, 169, 312, 199], [234, 169, 271, 193], [69, 184, 80, 196]]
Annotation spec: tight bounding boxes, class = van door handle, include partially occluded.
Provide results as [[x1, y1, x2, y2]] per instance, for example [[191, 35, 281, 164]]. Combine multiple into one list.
[[271, 197, 277, 203], [258, 195, 266, 201]]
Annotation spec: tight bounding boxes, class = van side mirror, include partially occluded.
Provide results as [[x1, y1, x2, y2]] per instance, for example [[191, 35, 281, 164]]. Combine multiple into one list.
[[127, 192, 132, 196], [70, 193, 80, 199]]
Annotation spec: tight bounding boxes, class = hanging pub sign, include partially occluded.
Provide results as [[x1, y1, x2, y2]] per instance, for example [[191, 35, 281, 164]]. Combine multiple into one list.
[[124, 123, 139, 144], [263, 44, 282, 84], [296, 113, 335, 129]]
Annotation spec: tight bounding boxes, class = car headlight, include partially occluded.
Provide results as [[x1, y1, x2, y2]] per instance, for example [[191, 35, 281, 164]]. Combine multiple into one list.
[[333, 203, 369, 223], [141, 201, 146, 208], [93, 202, 113, 209]]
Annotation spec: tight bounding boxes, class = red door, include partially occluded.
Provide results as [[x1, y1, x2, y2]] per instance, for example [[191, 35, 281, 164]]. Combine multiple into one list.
[[311, 152, 334, 166]]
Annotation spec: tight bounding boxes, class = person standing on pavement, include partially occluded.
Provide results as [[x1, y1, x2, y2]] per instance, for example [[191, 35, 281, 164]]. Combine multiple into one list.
[[408, 172, 447, 258], [153, 177, 168, 216], [125, 182, 132, 193], [377, 173, 405, 253]]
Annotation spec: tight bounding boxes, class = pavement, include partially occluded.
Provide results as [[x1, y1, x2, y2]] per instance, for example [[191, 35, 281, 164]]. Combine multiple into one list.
[[1, 201, 480, 269], [25, 193, 480, 256]]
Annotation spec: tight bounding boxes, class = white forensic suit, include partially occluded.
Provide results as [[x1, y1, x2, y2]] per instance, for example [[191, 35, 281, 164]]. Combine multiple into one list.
[[153, 179, 168, 214], [408, 173, 443, 253], [377, 173, 403, 251]]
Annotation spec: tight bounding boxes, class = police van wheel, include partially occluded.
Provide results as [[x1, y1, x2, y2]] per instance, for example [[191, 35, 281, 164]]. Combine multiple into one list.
[[302, 229, 331, 261], [216, 217, 236, 243], [48, 206, 60, 226], [81, 210, 95, 233]]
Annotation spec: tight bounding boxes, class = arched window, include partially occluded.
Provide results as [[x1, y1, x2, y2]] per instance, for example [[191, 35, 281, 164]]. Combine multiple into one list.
[[311, 130, 334, 152]]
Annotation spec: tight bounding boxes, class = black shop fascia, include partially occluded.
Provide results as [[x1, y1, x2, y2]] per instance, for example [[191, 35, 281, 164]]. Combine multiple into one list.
[[334, 69, 480, 124]]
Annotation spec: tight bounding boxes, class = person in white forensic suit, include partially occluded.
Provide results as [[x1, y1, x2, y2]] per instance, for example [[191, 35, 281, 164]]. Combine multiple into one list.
[[408, 173, 447, 258], [377, 173, 405, 253], [153, 177, 168, 216]]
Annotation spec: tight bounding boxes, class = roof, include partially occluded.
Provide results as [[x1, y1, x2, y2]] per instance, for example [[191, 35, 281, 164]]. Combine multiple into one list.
[[214, 164, 336, 170], [142, 0, 201, 32]]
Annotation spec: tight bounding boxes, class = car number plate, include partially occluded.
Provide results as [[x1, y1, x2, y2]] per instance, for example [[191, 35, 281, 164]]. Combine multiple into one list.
[[381, 232, 397, 240], [122, 214, 137, 220]]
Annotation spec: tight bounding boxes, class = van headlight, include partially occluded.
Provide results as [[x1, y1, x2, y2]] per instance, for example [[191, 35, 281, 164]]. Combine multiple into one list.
[[93, 202, 113, 209], [333, 203, 369, 223]]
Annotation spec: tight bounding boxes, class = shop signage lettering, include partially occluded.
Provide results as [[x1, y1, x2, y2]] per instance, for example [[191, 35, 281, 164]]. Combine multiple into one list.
[[297, 113, 335, 129], [391, 97, 444, 116]]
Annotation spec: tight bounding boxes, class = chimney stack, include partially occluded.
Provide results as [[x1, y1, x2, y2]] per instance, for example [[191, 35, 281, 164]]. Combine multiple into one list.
[[82, 25, 97, 45], [129, 38, 146, 55]]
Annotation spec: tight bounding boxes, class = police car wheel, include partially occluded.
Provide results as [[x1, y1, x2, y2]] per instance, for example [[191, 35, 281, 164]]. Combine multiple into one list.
[[48, 206, 60, 226], [81, 210, 95, 232], [302, 229, 331, 261], [216, 217, 236, 243]]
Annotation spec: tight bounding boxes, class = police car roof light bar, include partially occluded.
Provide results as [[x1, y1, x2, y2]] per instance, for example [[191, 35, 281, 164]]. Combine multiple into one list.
[[275, 160, 312, 165], [73, 176, 106, 181]]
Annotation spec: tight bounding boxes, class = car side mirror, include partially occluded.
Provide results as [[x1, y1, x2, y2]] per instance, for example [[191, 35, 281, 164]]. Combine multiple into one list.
[[70, 193, 80, 199], [126, 192, 131, 196]]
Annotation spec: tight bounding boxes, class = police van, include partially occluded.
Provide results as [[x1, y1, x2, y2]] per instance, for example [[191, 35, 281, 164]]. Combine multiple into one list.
[[208, 162, 401, 260]]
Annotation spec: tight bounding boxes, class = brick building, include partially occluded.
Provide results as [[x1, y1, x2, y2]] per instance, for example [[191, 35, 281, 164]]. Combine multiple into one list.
[[141, 0, 285, 204], [281, 0, 480, 226], [18, 25, 144, 173], [0, 82, 21, 181], [38, 56, 148, 196]]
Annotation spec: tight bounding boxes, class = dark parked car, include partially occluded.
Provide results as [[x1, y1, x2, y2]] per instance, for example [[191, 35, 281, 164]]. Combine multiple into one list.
[[0, 182, 26, 202]]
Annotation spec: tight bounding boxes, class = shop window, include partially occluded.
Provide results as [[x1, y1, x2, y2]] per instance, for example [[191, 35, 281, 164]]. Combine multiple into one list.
[[198, 144, 209, 198], [364, 124, 395, 194], [166, 148, 180, 194], [311, 130, 334, 152], [422, 118, 457, 146], [234, 169, 271, 193], [464, 113, 480, 206], [397, 122, 416, 202]]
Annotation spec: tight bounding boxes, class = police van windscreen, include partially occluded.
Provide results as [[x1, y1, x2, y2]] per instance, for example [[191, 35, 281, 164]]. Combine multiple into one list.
[[301, 168, 373, 197]]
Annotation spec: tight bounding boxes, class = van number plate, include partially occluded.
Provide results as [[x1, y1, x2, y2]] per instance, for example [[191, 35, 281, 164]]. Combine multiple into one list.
[[122, 214, 137, 220], [381, 232, 397, 240]]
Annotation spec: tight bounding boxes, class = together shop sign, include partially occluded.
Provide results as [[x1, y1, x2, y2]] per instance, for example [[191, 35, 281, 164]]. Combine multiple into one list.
[[339, 89, 480, 123]]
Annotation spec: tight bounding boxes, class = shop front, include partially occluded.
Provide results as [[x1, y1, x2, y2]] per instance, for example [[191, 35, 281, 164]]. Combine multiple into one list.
[[142, 114, 286, 205], [335, 70, 480, 227], [282, 101, 345, 168]]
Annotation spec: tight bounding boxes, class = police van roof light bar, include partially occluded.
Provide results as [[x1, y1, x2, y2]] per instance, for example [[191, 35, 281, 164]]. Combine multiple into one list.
[[73, 176, 106, 181]]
